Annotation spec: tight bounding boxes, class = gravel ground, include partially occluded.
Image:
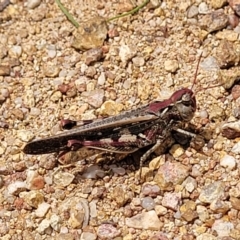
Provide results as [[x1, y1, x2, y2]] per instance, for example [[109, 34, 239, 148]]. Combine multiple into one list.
[[1, 0, 240, 239]]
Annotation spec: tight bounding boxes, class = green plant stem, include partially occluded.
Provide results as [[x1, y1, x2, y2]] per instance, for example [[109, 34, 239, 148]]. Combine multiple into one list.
[[107, 0, 150, 22], [55, 0, 79, 28], [55, 0, 150, 27]]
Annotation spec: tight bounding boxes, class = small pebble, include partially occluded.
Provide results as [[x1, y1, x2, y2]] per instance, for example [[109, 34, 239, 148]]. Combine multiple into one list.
[[9, 46, 22, 58], [187, 5, 199, 18], [110, 166, 126, 175], [200, 10, 228, 33], [141, 184, 160, 197], [8, 181, 27, 196], [210, 199, 230, 214], [20, 190, 44, 208], [183, 176, 197, 193], [212, 219, 234, 237], [220, 154, 236, 169], [162, 192, 181, 210], [82, 165, 105, 179], [81, 232, 97, 240], [0, 176, 4, 189], [98, 100, 124, 116], [27, 0, 42, 9], [37, 219, 51, 234], [97, 72, 106, 85], [154, 205, 167, 216], [141, 197, 155, 210], [222, 120, 240, 139], [132, 56, 145, 67], [30, 107, 41, 116], [200, 56, 219, 71], [119, 44, 137, 65], [199, 182, 225, 204], [164, 60, 179, 73], [43, 64, 60, 77], [26, 170, 45, 190], [35, 202, 51, 217], [196, 205, 209, 222], [50, 91, 62, 102], [17, 130, 35, 142], [123, 78, 131, 89], [97, 224, 121, 239], [196, 233, 217, 240], [198, 2, 209, 14], [198, 110, 208, 119], [231, 84, 240, 100], [170, 144, 184, 158], [84, 47, 103, 65], [0, 64, 10, 76], [50, 214, 61, 231], [72, 16, 107, 50], [154, 162, 189, 191], [53, 172, 75, 187], [126, 211, 162, 230], [83, 89, 104, 108]]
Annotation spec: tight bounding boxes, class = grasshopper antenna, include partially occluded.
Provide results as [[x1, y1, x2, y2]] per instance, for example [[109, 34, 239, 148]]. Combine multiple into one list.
[[191, 52, 203, 91], [192, 52, 222, 95]]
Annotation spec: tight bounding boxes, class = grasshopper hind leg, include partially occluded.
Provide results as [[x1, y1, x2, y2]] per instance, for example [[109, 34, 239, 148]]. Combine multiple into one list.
[[139, 139, 163, 179]]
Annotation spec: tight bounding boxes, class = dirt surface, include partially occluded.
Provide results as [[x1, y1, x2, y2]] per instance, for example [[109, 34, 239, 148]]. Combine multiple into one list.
[[1, 0, 240, 239]]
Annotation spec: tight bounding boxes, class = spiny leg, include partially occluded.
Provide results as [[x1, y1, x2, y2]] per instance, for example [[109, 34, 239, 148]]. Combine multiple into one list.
[[139, 139, 164, 179]]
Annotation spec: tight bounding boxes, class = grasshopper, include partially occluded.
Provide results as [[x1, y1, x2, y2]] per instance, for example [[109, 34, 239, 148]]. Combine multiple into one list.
[[23, 55, 202, 177]]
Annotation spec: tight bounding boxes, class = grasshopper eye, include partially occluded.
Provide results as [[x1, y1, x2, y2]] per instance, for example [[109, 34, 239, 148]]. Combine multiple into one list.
[[181, 93, 191, 104]]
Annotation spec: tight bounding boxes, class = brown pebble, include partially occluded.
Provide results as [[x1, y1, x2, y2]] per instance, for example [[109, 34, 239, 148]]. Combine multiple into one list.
[[231, 84, 240, 100], [84, 47, 104, 65], [0, 121, 9, 128], [228, 14, 239, 28], [222, 127, 240, 139], [29, 175, 45, 190], [108, 28, 119, 38], [229, 0, 240, 16], [66, 86, 77, 98], [13, 161, 26, 171], [11, 109, 24, 120], [0, 64, 10, 76], [58, 84, 70, 94], [230, 197, 240, 211]]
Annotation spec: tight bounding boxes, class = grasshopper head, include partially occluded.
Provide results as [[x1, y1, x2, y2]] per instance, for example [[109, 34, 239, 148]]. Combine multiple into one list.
[[170, 88, 196, 122]]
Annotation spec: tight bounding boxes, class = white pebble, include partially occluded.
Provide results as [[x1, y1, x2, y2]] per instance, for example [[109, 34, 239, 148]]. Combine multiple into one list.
[[47, 49, 57, 58], [98, 72, 106, 85], [198, 2, 209, 14], [8, 181, 27, 195], [53, 172, 75, 187], [110, 166, 126, 175], [9, 46, 22, 58], [30, 107, 41, 116], [220, 155, 236, 170], [50, 214, 61, 231], [82, 165, 105, 179], [164, 60, 179, 73], [232, 142, 240, 154], [198, 110, 208, 119], [37, 219, 51, 234], [35, 202, 51, 217], [27, 0, 42, 9], [17, 130, 34, 142], [141, 197, 155, 210]]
